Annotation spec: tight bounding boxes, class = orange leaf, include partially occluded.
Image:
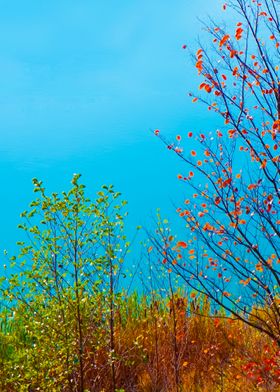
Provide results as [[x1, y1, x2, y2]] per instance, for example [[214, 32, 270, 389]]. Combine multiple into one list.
[[223, 291, 231, 297], [221, 178, 232, 188], [177, 241, 187, 248], [204, 150, 211, 157], [247, 184, 256, 190], [219, 34, 230, 47], [235, 27, 243, 40]]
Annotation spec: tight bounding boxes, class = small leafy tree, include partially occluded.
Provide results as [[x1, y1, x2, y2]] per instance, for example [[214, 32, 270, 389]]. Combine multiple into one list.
[[0, 174, 128, 391], [152, 0, 280, 345]]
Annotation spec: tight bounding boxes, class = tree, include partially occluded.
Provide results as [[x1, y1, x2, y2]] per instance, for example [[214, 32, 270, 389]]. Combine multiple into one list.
[[152, 0, 280, 345], [0, 174, 128, 391]]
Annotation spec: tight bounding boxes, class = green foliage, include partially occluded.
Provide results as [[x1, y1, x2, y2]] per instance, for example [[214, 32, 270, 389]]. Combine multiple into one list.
[[0, 174, 129, 391]]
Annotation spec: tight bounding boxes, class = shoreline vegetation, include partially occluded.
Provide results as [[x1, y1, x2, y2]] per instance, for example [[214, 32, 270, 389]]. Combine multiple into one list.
[[0, 175, 279, 391], [1, 290, 279, 391]]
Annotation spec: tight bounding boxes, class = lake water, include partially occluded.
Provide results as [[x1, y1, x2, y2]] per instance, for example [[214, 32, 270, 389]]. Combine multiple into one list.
[[0, 0, 222, 258]]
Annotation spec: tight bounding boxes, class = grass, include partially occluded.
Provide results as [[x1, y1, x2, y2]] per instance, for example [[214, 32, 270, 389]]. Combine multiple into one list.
[[0, 293, 279, 391]]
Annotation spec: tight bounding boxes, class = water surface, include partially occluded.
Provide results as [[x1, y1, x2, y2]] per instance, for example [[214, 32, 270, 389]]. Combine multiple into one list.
[[0, 0, 222, 256]]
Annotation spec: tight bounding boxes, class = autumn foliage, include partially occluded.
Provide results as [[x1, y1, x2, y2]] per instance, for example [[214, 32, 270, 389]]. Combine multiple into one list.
[[153, 0, 280, 348], [1, 293, 280, 391]]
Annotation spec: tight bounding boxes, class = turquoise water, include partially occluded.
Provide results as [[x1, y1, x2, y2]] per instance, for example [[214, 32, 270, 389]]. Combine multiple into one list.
[[0, 0, 222, 255]]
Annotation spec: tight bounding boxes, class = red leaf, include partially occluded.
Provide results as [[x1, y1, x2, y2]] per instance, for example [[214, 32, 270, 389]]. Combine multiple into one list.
[[222, 178, 232, 188], [177, 241, 187, 248]]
